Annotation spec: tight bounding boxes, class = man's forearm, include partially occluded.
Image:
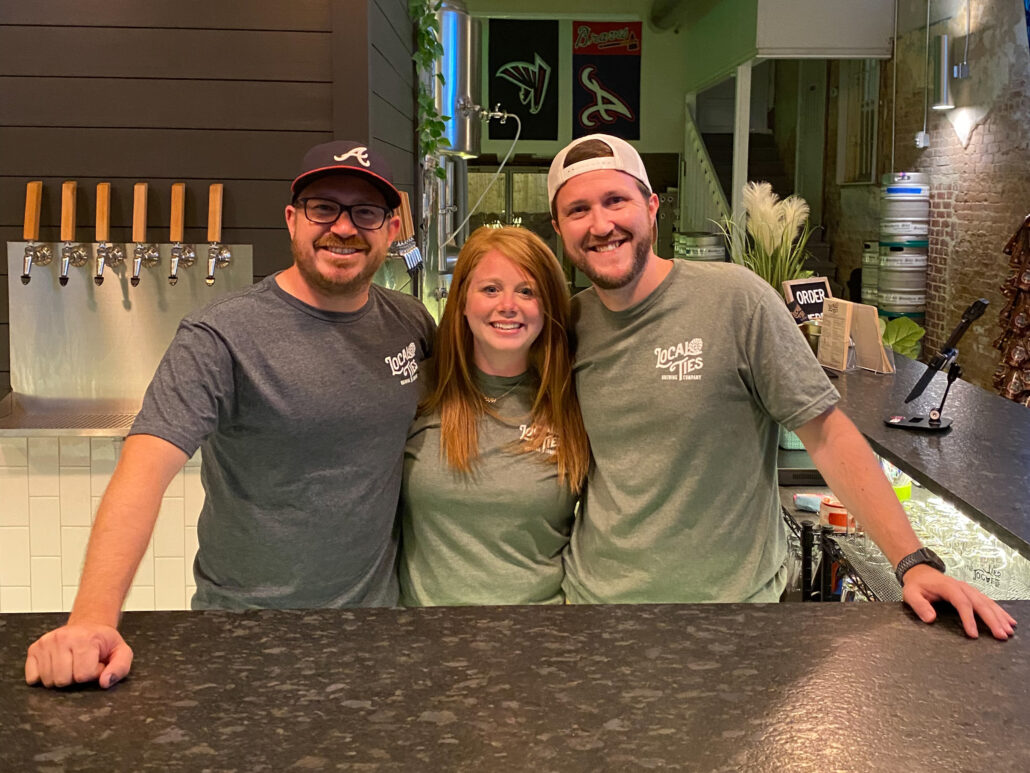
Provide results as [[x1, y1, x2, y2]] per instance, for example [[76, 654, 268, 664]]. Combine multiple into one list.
[[794, 407, 921, 567], [68, 434, 189, 627]]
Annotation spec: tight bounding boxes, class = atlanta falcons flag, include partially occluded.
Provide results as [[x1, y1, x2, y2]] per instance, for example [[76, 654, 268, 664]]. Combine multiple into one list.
[[488, 19, 559, 141], [572, 21, 642, 140]]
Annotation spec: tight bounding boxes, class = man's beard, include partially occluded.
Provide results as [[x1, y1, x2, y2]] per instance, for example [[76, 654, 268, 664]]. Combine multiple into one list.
[[291, 234, 385, 295], [568, 228, 650, 291]]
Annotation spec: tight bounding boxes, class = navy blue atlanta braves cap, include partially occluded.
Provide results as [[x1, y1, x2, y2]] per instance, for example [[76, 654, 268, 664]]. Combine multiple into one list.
[[291, 140, 401, 209]]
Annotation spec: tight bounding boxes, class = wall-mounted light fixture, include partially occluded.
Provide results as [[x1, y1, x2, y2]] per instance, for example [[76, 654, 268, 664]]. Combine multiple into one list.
[[952, 0, 971, 79], [932, 33, 954, 110]]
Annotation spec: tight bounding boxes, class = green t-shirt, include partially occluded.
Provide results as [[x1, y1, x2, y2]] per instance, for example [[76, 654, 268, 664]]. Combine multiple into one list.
[[399, 370, 577, 605], [564, 260, 839, 603]]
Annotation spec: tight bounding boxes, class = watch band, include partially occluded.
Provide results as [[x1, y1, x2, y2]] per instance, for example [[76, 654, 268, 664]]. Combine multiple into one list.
[[894, 547, 946, 585]]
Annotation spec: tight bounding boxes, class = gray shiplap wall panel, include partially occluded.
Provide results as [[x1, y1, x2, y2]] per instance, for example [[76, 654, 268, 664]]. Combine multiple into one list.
[[330, 1, 371, 141], [0, 27, 331, 81], [371, 50, 416, 120], [0, 0, 331, 30], [369, 0, 416, 205], [374, 142, 417, 192], [371, 96, 416, 159], [0, 78, 333, 132], [0, 129, 332, 179], [370, 3, 415, 89]]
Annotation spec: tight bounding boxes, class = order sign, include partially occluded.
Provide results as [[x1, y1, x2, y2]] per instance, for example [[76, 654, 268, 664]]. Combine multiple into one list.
[[782, 277, 831, 319]]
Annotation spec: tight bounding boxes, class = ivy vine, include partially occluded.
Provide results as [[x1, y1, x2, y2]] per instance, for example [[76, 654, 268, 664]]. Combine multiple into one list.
[[409, 0, 449, 178]]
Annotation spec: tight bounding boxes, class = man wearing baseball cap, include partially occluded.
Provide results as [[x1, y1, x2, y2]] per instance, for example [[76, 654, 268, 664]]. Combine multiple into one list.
[[549, 134, 1015, 639], [26, 140, 436, 690]]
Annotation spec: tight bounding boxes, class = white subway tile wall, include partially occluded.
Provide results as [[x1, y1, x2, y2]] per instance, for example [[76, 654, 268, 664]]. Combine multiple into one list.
[[0, 438, 202, 613]]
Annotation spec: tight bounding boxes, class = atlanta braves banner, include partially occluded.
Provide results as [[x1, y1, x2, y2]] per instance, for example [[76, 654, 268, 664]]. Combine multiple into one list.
[[488, 20, 559, 141], [572, 21, 642, 140]]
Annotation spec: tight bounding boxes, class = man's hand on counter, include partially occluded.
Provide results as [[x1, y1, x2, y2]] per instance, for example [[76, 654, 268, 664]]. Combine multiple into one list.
[[901, 565, 1018, 640], [25, 623, 133, 689]]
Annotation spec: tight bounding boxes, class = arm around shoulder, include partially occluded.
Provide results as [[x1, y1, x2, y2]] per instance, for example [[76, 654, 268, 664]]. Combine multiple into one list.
[[24, 434, 189, 689]]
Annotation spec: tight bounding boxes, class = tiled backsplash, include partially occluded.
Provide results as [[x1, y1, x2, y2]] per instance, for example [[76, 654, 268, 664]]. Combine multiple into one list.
[[0, 437, 202, 613]]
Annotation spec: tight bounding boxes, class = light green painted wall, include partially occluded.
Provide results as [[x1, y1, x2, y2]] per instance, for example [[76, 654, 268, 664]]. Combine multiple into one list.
[[680, 0, 759, 91]]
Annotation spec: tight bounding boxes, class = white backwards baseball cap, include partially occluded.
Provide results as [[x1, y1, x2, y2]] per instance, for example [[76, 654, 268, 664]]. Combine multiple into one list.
[[547, 134, 652, 209]]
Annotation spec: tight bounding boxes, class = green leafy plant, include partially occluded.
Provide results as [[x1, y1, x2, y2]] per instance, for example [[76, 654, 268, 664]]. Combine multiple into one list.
[[715, 181, 815, 291], [878, 315, 925, 359], [409, 0, 449, 178]]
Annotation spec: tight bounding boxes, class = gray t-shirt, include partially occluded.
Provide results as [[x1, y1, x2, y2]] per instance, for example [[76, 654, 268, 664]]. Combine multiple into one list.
[[130, 275, 435, 610], [565, 260, 839, 603], [399, 370, 577, 605]]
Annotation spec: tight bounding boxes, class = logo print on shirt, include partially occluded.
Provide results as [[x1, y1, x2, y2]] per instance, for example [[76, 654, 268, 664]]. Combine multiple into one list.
[[385, 341, 419, 385], [577, 65, 634, 128], [519, 423, 558, 455], [333, 147, 371, 167], [655, 338, 704, 381]]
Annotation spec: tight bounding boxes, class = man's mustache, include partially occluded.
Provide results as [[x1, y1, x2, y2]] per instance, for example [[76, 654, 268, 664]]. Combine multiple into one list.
[[315, 235, 370, 250]]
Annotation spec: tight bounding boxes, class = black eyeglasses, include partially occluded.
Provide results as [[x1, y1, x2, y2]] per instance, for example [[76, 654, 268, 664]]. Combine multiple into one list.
[[296, 197, 391, 230]]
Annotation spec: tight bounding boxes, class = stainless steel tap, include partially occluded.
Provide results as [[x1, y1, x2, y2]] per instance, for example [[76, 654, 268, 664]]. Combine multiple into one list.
[[58, 181, 87, 287], [20, 181, 52, 285], [93, 182, 124, 286], [168, 182, 195, 286], [130, 182, 160, 286], [204, 183, 231, 286]]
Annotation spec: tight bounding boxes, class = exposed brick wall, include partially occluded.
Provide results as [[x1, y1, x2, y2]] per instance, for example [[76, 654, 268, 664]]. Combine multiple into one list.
[[825, 0, 1030, 390]]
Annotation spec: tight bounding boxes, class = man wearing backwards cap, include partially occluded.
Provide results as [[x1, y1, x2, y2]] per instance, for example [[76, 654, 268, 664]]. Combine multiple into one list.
[[549, 133, 1016, 639], [25, 140, 435, 689]]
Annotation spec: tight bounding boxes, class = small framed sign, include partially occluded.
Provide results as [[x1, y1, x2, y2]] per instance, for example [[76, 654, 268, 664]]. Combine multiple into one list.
[[783, 277, 832, 319]]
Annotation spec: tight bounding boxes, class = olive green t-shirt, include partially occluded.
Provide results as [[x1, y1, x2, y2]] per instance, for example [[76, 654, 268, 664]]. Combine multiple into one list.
[[564, 260, 839, 603], [399, 370, 577, 605]]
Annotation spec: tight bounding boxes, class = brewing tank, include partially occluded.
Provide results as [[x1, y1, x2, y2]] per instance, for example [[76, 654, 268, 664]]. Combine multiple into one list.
[[435, 1, 481, 158]]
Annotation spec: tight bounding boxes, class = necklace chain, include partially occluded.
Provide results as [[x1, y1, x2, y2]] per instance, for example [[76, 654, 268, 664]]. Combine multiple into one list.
[[482, 379, 524, 404]]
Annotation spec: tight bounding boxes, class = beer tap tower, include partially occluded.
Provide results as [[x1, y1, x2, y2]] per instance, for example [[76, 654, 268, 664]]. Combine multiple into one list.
[[130, 182, 160, 286], [19, 180, 51, 285], [168, 182, 195, 285], [58, 181, 89, 286]]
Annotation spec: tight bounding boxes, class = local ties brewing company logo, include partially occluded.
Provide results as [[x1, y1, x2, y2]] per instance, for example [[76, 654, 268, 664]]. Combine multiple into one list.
[[385, 342, 419, 385], [519, 423, 558, 455], [655, 338, 704, 381]]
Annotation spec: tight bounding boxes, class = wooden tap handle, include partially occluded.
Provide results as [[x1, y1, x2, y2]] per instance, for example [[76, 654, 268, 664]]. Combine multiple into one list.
[[23, 181, 42, 241], [132, 183, 148, 243], [61, 181, 77, 243], [95, 182, 111, 242], [207, 183, 223, 243], [170, 183, 185, 243], [398, 191, 414, 241]]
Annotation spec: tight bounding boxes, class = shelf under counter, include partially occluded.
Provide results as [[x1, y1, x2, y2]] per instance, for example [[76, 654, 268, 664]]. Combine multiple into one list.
[[831, 354, 1030, 560]]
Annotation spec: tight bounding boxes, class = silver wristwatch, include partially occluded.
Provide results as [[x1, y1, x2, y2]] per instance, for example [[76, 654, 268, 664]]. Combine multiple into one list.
[[894, 547, 946, 585]]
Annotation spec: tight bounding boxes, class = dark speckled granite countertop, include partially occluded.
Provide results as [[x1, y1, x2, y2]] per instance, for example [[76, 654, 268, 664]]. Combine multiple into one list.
[[2, 603, 1028, 771], [834, 355, 1030, 558]]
